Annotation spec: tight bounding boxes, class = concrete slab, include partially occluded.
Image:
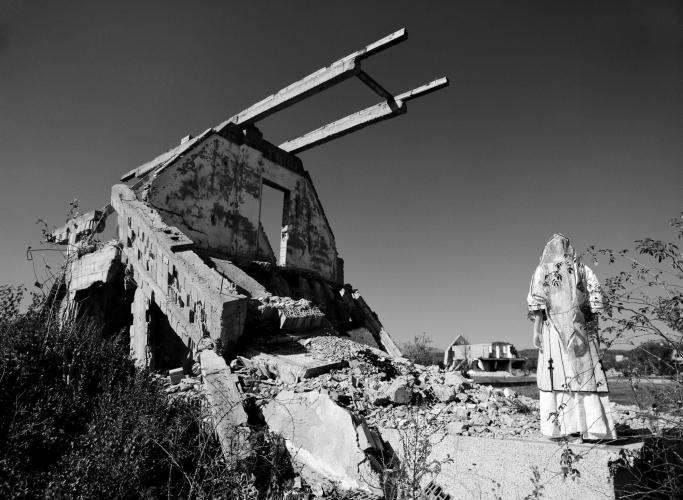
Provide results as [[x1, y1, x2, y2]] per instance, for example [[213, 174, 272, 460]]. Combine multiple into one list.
[[263, 390, 382, 495], [240, 344, 343, 384], [68, 244, 121, 291], [379, 428, 643, 500]]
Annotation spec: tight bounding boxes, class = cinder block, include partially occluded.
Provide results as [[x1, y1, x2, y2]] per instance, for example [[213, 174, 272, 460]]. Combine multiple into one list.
[[169, 367, 184, 385]]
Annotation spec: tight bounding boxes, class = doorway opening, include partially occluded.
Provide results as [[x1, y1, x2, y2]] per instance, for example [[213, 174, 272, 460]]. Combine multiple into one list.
[[148, 301, 191, 372], [259, 181, 287, 264]]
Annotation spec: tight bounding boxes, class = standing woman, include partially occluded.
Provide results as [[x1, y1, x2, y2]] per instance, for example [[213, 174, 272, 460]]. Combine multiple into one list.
[[528, 234, 617, 441]]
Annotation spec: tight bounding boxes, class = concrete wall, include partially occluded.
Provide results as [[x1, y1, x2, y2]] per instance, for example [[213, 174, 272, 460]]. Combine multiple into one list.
[[143, 128, 340, 283], [111, 184, 248, 362]]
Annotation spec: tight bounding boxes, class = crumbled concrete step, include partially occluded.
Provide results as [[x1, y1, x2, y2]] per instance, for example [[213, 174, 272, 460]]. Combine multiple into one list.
[[239, 345, 343, 384], [263, 390, 382, 496], [169, 367, 184, 385]]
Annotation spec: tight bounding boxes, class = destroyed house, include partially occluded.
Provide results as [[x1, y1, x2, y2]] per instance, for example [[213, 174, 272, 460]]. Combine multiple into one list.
[[443, 335, 524, 374], [50, 29, 448, 375]]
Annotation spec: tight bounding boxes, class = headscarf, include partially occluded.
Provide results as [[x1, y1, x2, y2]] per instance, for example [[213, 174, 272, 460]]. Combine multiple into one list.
[[535, 234, 590, 384]]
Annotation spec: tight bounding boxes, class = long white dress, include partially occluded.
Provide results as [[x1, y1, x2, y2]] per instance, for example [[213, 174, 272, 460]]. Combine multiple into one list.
[[528, 235, 617, 440]]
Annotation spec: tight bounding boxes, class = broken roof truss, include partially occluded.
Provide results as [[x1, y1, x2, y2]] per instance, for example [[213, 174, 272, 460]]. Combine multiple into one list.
[[121, 28, 447, 181]]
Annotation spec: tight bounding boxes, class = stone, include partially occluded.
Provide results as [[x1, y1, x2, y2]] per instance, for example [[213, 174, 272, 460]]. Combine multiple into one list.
[[365, 387, 390, 406], [446, 421, 467, 435], [454, 406, 469, 419], [263, 390, 381, 495], [503, 388, 517, 398], [384, 376, 413, 404], [431, 383, 458, 403], [444, 371, 469, 388], [499, 414, 515, 427]]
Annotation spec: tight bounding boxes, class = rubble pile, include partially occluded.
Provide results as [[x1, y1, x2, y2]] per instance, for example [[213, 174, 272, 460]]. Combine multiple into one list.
[[226, 337, 542, 440], [158, 333, 667, 496]]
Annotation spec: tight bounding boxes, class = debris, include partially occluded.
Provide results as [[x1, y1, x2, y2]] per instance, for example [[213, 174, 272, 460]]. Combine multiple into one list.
[[384, 376, 413, 404]]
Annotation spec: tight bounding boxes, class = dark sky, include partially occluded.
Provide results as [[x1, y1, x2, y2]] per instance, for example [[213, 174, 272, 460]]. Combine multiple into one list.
[[1, 1, 681, 350]]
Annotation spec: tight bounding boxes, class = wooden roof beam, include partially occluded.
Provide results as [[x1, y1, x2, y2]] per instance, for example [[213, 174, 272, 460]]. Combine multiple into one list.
[[214, 29, 408, 131], [278, 77, 448, 155]]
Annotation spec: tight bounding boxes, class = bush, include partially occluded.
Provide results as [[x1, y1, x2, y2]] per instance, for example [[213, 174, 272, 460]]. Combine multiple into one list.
[[0, 287, 288, 499], [401, 333, 441, 366]]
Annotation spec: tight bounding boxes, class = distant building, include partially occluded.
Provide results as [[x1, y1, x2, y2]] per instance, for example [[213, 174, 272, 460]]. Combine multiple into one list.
[[615, 354, 628, 363], [443, 335, 523, 374]]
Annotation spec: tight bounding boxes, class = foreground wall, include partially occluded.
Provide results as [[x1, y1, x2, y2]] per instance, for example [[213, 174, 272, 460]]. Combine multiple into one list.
[[112, 184, 248, 365]]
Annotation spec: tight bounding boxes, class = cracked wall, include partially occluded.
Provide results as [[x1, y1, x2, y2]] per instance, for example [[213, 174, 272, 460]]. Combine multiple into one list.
[[142, 128, 341, 283]]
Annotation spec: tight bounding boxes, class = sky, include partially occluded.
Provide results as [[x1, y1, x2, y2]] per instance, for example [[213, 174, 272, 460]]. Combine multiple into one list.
[[1, 1, 682, 350]]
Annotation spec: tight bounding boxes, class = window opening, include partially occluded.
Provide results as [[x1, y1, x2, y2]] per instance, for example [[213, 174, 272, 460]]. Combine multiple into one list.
[[259, 182, 286, 264]]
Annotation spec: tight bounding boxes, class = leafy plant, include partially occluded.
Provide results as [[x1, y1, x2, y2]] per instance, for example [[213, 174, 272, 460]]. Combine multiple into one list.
[[0, 289, 298, 499], [583, 210, 683, 498], [402, 333, 438, 366]]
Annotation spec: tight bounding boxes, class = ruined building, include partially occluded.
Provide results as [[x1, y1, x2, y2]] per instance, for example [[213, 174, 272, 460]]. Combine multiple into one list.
[[50, 29, 447, 373], [42, 32, 641, 499], [44, 32, 449, 492]]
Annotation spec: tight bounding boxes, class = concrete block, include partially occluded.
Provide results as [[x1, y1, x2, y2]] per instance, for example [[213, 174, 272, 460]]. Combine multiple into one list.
[[384, 376, 413, 404], [169, 368, 184, 385], [431, 384, 458, 403]]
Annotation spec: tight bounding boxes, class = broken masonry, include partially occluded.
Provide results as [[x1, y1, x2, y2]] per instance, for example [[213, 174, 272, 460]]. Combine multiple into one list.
[[47, 29, 448, 495]]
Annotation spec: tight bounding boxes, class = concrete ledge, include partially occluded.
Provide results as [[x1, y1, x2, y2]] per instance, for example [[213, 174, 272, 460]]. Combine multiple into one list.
[[68, 244, 121, 291], [379, 429, 643, 500]]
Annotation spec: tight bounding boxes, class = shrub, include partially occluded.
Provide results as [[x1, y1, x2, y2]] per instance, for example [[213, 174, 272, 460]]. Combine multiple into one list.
[[0, 288, 290, 499], [401, 333, 439, 366], [585, 211, 683, 499]]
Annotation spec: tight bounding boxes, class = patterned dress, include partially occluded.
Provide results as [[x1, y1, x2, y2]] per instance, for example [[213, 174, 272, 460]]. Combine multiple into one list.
[[527, 234, 617, 440]]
